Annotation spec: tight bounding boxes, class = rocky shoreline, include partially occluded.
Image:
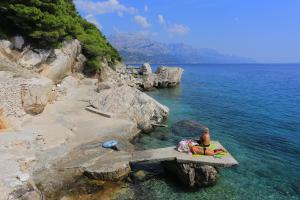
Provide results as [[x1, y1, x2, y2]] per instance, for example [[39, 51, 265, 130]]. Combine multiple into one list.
[[0, 36, 185, 199]]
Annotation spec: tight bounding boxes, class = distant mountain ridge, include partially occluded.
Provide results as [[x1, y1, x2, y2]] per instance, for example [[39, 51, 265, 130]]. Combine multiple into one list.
[[108, 33, 254, 64]]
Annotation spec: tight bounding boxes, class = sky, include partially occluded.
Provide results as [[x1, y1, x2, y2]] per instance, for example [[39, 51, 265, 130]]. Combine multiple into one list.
[[74, 0, 300, 63]]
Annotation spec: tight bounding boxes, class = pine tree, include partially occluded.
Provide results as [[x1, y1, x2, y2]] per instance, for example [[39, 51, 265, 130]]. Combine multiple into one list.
[[0, 0, 121, 71]]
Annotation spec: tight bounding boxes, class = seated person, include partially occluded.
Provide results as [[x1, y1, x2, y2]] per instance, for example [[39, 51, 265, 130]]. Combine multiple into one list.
[[189, 128, 226, 156]]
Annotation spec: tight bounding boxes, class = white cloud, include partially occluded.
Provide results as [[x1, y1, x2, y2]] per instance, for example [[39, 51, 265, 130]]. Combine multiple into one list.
[[117, 11, 123, 17], [85, 14, 102, 29], [157, 14, 189, 36], [158, 14, 165, 25], [138, 30, 158, 37], [74, 0, 137, 16], [134, 15, 151, 28], [144, 5, 148, 12], [166, 24, 189, 36]]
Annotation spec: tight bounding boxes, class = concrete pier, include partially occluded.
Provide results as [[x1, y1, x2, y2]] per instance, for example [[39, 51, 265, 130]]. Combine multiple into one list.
[[78, 141, 238, 180], [132, 141, 238, 167]]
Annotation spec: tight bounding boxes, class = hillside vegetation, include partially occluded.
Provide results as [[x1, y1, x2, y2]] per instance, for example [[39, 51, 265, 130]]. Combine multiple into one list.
[[0, 0, 121, 71]]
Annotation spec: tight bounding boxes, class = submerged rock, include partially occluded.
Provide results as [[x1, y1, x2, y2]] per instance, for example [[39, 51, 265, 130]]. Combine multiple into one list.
[[171, 120, 208, 137], [131, 170, 147, 182], [162, 160, 219, 187]]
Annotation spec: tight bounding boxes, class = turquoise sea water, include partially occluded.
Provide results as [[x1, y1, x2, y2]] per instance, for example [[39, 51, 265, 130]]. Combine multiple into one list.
[[124, 64, 300, 200]]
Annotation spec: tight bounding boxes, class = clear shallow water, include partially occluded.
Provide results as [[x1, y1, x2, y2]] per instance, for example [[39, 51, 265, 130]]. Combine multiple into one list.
[[127, 64, 300, 200]]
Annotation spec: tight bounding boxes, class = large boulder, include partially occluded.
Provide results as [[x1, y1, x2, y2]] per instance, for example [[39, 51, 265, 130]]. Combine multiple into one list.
[[99, 61, 124, 84], [0, 40, 14, 60], [116, 64, 184, 90], [41, 40, 81, 83], [71, 53, 86, 73], [0, 71, 28, 117], [0, 40, 13, 52], [141, 74, 157, 90], [162, 160, 219, 187], [0, 70, 53, 117], [11, 36, 24, 50], [19, 49, 52, 69], [155, 66, 184, 88], [139, 63, 152, 75], [90, 85, 169, 132], [21, 77, 54, 115]]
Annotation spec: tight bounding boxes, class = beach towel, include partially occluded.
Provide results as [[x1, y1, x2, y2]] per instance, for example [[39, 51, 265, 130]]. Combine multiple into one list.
[[191, 142, 228, 158]]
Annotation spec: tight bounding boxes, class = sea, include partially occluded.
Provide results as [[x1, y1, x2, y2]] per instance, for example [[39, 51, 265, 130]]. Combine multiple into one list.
[[118, 64, 300, 200]]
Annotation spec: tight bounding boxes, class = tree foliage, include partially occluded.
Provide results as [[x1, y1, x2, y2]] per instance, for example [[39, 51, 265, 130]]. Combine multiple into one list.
[[0, 0, 121, 71]]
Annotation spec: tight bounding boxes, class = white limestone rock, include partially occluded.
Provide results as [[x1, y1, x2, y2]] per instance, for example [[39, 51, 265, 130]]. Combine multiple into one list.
[[139, 62, 152, 75], [72, 53, 86, 73], [21, 77, 53, 115], [19, 49, 52, 69], [155, 66, 184, 88], [41, 40, 81, 83], [0, 40, 13, 49], [11, 36, 24, 50], [90, 85, 169, 132]]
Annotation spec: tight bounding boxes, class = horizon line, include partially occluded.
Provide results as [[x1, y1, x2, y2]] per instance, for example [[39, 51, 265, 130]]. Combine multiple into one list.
[[124, 62, 300, 65]]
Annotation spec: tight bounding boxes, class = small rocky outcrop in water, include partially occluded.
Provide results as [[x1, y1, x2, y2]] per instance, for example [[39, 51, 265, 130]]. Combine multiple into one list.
[[162, 160, 219, 187], [167, 120, 219, 187], [155, 66, 184, 88], [139, 62, 152, 75], [116, 63, 184, 91]]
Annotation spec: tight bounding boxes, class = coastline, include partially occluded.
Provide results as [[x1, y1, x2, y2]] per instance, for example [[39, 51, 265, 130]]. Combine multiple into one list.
[[0, 37, 183, 199], [0, 75, 139, 199]]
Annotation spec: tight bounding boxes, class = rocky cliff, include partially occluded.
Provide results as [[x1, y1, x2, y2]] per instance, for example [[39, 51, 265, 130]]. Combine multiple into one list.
[[0, 36, 176, 131], [0, 35, 185, 199]]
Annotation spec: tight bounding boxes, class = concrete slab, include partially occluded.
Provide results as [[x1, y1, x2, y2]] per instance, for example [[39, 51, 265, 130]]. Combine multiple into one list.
[[131, 141, 238, 167]]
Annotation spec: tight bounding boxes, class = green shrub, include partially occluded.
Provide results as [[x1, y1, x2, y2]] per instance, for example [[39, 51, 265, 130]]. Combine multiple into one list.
[[0, 0, 121, 72]]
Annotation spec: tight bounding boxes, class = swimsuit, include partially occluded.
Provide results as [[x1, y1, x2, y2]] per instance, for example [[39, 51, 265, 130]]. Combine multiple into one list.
[[191, 143, 210, 155], [201, 143, 210, 155]]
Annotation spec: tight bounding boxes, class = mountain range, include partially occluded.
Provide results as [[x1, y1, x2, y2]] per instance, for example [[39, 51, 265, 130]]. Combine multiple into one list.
[[108, 33, 254, 64]]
